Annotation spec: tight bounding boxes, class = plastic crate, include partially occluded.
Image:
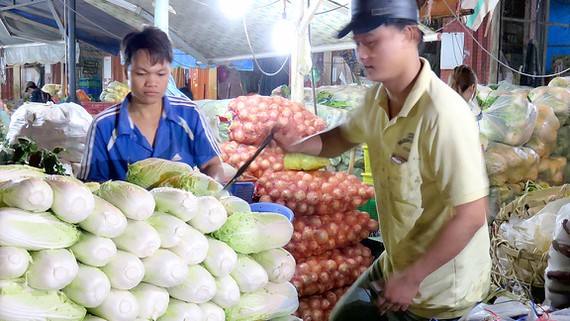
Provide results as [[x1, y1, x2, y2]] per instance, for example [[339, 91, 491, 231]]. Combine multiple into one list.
[[82, 102, 117, 115], [226, 182, 255, 203], [358, 198, 378, 222], [362, 172, 373, 185], [250, 202, 294, 222], [358, 198, 380, 237], [363, 144, 371, 173]]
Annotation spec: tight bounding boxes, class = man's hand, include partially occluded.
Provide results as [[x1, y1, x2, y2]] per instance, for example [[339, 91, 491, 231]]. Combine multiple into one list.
[[273, 131, 303, 153], [201, 156, 224, 183], [377, 271, 421, 314]]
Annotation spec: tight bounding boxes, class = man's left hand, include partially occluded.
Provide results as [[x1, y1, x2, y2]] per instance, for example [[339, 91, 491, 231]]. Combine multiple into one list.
[[377, 270, 421, 314]]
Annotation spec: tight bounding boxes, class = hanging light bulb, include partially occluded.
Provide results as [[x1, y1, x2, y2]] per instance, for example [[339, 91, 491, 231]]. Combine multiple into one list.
[[272, 1, 295, 54], [219, 0, 252, 19]]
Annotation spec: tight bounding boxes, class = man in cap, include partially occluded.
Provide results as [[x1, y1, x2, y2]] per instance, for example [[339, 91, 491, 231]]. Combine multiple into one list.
[[276, 0, 491, 320]]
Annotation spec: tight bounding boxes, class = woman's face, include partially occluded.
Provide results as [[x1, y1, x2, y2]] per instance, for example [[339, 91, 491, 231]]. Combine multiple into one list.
[[126, 50, 171, 106]]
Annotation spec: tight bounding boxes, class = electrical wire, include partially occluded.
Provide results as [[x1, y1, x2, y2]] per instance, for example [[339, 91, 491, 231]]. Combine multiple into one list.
[[315, 3, 347, 15], [250, 0, 282, 11], [242, 14, 289, 77], [440, 0, 570, 78]]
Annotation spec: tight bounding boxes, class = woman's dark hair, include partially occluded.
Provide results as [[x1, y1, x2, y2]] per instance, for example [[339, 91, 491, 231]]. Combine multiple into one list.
[[448, 65, 478, 94], [25, 81, 38, 91], [121, 26, 173, 67]]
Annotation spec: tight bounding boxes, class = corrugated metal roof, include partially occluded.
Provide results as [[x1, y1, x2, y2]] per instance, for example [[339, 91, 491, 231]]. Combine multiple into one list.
[[0, 0, 354, 64]]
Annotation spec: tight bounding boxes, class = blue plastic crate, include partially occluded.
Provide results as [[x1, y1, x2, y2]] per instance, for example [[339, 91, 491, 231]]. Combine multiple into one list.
[[226, 182, 255, 203], [250, 202, 294, 222]]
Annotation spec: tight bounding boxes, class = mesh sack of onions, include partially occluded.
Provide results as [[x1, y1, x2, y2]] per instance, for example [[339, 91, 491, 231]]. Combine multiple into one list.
[[291, 243, 374, 297], [220, 141, 285, 178], [294, 286, 350, 321], [228, 95, 327, 146], [256, 171, 375, 216], [285, 211, 378, 259]]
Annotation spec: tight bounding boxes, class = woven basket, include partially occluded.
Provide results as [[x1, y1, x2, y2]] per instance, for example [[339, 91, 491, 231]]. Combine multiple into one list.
[[490, 184, 570, 289]]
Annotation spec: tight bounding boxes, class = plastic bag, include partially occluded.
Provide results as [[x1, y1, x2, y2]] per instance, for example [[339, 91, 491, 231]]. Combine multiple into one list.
[[0, 107, 9, 141], [499, 211, 556, 253], [544, 203, 570, 308], [194, 99, 232, 143], [480, 93, 538, 146], [6, 102, 93, 164], [304, 85, 369, 111], [99, 81, 128, 102], [485, 142, 540, 186], [549, 76, 570, 88], [464, 296, 531, 321], [555, 125, 570, 159], [528, 86, 570, 126], [524, 104, 561, 158], [314, 104, 351, 128], [538, 156, 567, 186]]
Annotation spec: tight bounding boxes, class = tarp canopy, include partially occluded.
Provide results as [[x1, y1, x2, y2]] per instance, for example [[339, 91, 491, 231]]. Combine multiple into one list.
[[0, 0, 355, 66]]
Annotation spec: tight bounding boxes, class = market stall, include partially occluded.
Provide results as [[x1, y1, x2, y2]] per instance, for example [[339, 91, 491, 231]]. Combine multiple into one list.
[[2, 0, 570, 320]]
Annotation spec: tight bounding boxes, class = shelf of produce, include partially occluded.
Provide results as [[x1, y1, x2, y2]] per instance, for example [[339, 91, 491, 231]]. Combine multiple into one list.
[[81, 102, 118, 115]]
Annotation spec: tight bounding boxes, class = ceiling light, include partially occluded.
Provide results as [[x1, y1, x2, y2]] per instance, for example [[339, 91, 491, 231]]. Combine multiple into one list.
[[219, 0, 252, 19], [272, 18, 295, 54]]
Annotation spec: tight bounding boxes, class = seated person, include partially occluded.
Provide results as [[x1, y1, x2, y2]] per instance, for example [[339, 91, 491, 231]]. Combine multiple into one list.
[[78, 26, 223, 182], [24, 81, 52, 103]]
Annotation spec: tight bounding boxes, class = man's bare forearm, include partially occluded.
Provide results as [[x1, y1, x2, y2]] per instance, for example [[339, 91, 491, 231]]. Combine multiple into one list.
[[402, 197, 488, 283], [290, 126, 358, 158]]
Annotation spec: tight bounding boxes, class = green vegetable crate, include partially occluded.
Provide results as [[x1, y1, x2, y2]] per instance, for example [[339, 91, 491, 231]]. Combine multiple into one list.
[[358, 198, 380, 237]]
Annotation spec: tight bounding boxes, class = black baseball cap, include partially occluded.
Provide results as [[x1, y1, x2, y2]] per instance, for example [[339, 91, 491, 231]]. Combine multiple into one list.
[[337, 0, 420, 38]]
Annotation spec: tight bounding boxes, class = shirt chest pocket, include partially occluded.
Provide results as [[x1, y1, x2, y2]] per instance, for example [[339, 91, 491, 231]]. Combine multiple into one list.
[[386, 156, 421, 202]]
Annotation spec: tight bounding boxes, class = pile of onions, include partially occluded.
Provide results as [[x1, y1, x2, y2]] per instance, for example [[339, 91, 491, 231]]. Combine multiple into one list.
[[285, 211, 378, 259], [256, 171, 375, 216], [291, 244, 374, 297], [220, 142, 285, 178], [295, 286, 350, 321], [228, 95, 327, 146]]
